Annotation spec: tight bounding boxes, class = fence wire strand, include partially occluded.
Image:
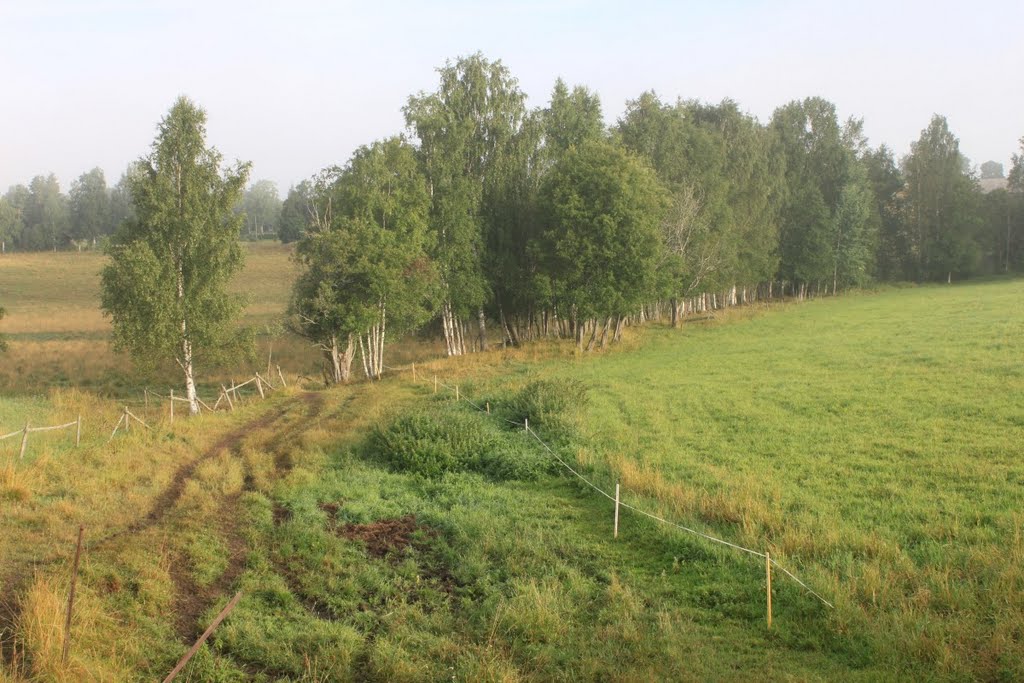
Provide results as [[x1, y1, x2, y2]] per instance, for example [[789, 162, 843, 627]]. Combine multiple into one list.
[[382, 361, 833, 609]]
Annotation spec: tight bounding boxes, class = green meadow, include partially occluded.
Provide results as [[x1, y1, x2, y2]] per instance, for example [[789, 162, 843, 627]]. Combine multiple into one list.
[[2, 264, 1022, 681]]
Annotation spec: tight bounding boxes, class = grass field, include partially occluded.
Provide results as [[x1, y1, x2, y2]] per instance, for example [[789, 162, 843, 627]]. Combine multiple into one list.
[[1, 249, 1022, 681], [0, 243, 319, 395]]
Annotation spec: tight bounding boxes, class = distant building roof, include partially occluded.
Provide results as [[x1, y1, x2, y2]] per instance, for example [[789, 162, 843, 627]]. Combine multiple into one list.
[[979, 177, 1009, 194]]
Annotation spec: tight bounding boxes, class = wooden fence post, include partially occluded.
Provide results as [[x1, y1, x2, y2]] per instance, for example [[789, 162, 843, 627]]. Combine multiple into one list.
[[524, 418, 529, 432], [169, 389, 174, 424], [76, 415, 81, 447], [161, 592, 243, 683], [455, 385, 459, 401], [255, 375, 265, 399], [766, 551, 773, 630], [62, 525, 84, 665], [277, 364, 287, 388], [614, 483, 620, 539], [144, 387, 149, 409], [19, 422, 30, 459], [486, 402, 490, 414], [221, 384, 234, 411]]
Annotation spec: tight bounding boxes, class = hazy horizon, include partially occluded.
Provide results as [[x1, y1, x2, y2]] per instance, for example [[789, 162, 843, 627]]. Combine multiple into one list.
[[2, 0, 1021, 194]]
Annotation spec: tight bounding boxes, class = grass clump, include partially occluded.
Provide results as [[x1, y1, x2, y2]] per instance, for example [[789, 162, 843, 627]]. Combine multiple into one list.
[[366, 408, 549, 480], [502, 377, 587, 438]]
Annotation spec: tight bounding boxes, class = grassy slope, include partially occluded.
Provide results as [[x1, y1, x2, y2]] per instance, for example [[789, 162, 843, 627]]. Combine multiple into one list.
[[2, 274, 1022, 681]]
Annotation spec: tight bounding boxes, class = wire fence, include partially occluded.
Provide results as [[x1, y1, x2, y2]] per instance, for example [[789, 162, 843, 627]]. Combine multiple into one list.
[[381, 361, 834, 609]]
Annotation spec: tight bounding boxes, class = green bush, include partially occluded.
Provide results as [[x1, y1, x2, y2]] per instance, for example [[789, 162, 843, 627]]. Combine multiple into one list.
[[366, 409, 550, 480], [504, 378, 588, 436]]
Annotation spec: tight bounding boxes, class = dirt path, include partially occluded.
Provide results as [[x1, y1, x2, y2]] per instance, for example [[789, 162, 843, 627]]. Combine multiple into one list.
[[0, 391, 325, 673]]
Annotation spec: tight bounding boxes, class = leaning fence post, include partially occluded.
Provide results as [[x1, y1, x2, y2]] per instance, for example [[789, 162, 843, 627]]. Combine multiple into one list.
[[19, 422, 30, 459], [766, 550, 773, 630], [76, 415, 82, 447], [161, 592, 243, 683], [62, 525, 84, 665], [614, 483, 620, 539], [256, 375, 265, 399], [277, 364, 287, 388], [221, 384, 234, 411]]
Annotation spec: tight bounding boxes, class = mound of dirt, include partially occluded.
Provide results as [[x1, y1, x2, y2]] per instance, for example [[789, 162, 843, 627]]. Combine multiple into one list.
[[339, 514, 435, 559]]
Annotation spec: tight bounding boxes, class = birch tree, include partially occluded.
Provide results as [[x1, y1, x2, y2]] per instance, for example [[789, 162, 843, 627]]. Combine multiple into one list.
[[290, 137, 437, 382], [100, 96, 251, 415], [404, 53, 526, 355]]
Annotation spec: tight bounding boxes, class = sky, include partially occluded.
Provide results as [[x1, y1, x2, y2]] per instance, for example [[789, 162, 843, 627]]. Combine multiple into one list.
[[1, 0, 1022, 194]]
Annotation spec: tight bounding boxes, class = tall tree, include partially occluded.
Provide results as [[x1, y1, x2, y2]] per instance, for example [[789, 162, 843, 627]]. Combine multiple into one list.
[[771, 98, 860, 294], [902, 115, 982, 281], [20, 174, 69, 251], [404, 53, 527, 355], [537, 139, 667, 349], [68, 167, 111, 246], [240, 179, 282, 239], [100, 96, 251, 415], [980, 160, 1004, 179], [108, 167, 138, 235], [863, 145, 907, 280], [291, 138, 437, 382], [278, 181, 313, 243], [0, 198, 20, 253]]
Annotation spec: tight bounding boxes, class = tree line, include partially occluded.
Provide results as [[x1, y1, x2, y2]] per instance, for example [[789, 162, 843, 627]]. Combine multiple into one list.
[[58, 54, 1024, 408], [290, 54, 1024, 381], [0, 168, 310, 251]]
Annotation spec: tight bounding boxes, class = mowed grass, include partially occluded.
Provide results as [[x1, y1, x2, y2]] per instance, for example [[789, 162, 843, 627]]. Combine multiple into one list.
[[0, 243, 318, 394], [519, 280, 1024, 679]]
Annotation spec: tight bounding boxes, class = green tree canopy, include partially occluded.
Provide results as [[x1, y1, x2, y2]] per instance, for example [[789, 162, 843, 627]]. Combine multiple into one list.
[[69, 167, 111, 244], [100, 96, 251, 414], [291, 137, 437, 382], [537, 139, 667, 347]]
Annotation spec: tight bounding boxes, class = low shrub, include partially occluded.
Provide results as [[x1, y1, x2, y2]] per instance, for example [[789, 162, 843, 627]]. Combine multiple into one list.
[[366, 409, 550, 480]]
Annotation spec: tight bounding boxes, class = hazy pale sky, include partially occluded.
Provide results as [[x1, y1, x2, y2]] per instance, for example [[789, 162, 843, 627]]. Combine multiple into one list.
[[1, 0, 1021, 194]]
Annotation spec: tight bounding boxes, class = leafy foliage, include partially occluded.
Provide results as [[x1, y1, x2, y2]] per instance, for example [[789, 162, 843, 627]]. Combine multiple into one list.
[[100, 96, 251, 377], [367, 408, 549, 480]]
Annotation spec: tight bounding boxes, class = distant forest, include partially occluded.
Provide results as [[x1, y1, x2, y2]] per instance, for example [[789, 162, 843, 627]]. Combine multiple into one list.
[[3, 53, 1022, 291]]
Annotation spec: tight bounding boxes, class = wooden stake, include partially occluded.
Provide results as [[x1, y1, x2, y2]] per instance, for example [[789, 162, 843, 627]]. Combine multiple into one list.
[[62, 525, 84, 665], [614, 483, 620, 539], [19, 422, 29, 459], [109, 414, 124, 441], [221, 384, 234, 411], [455, 385, 459, 401], [255, 375, 265, 399], [161, 592, 243, 683], [169, 389, 174, 424], [766, 550, 773, 630], [76, 415, 81, 447], [486, 401, 490, 414], [277, 364, 287, 388], [524, 417, 529, 432]]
